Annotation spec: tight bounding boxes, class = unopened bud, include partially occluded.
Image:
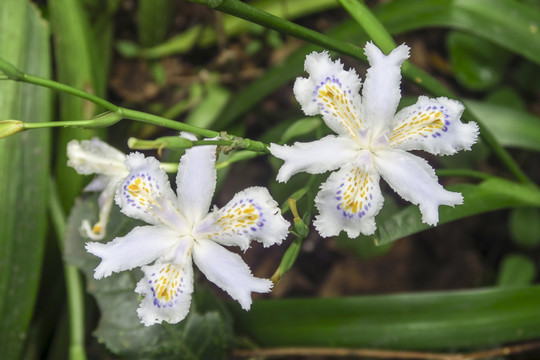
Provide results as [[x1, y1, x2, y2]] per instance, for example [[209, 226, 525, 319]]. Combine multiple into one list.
[[128, 136, 194, 151], [0, 120, 24, 138]]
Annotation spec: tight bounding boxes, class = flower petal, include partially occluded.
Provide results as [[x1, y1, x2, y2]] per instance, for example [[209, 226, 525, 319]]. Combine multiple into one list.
[[374, 149, 463, 225], [362, 43, 409, 135], [67, 138, 126, 176], [196, 186, 289, 250], [269, 135, 357, 182], [390, 96, 479, 155], [135, 258, 194, 326], [176, 144, 217, 225], [314, 163, 384, 238], [193, 239, 272, 310], [86, 225, 179, 279], [116, 153, 189, 232], [293, 51, 364, 139], [81, 181, 118, 240]]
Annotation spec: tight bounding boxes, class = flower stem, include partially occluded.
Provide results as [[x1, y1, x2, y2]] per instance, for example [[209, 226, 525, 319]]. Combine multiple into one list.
[[0, 57, 270, 152], [48, 177, 87, 360], [189, 0, 532, 185]]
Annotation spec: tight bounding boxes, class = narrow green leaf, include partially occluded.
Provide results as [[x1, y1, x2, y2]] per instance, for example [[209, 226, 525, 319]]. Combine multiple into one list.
[[376, 0, 540, 66], [137, 0, 173, 47], [49, 0, 106, 211], [509, 208, 540, 247], [0, 2, 51, 359], [447, 31, 512, 91], [497, 254, 536, 287], [466, 100, 540, 152], [184, 81, 230, 129], [281, 117, 323, 144], [374, 178, 540, 246], [130, 0, 340, 59], [232, 286, 540, 349]]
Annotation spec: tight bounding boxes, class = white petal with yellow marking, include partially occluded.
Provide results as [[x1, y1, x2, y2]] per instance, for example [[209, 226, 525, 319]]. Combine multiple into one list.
[[116, 153, 189, 232], [293, 51, 364, 139], [390, 96, 478, 155], [314, 163, 384, 237], [199, 186, 289, 250], [136, 258, 194, 326]]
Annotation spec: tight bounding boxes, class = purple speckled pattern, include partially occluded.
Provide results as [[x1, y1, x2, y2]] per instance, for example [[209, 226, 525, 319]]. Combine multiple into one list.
[[215, 197, 266, 237], [335, 168, 375, 219], [147, 264, 186, 309], [391, 103, 451, 145]]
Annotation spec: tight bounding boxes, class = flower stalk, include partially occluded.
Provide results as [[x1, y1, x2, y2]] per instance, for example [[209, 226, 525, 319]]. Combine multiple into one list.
[[0, 57, 269, 152], [48, 178, 87, 360]]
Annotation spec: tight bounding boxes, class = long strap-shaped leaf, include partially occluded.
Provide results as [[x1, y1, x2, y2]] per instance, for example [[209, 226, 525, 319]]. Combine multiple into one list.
[[232, 285, 540, 349], [0, 2, 51, 359]]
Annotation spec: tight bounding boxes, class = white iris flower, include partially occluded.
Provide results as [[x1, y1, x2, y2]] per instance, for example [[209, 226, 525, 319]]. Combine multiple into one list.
[[269, 43, 479, 238], [67, 138, 128, 240], [86, 143, 289, 326]]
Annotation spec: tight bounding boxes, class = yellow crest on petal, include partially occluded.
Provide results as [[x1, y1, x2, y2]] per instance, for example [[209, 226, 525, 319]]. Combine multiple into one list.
[[317, 78, 362, 140]]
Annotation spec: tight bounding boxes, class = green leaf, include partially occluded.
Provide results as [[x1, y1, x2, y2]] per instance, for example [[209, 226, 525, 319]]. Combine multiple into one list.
[[49, 0, 108, 211], [130, 0, 340, 59], [466, 100, 540, 152], [497, 254, 536, 286], [64, 195, 232, 359], [447, 31, 511, 90], [232, 286, 540, 349], [281, 117, 323, 143], [374, 178, 540, 246], [376, 0, 540, 66], [509, 208, 540, 247], [184, 81, 231, 129], [0, 2, 51, 359], [137, 0, 173, 48]]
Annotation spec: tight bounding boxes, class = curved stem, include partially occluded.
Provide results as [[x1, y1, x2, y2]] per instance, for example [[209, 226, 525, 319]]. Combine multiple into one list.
[[48, 177, 87, 360], [0, 58, 270, 151]]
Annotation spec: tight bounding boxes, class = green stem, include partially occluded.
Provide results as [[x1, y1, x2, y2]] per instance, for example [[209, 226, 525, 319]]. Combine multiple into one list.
[[48, 178, 87, 360], [0, 58, 270, 151], [190, 0, 531, 184], [337, 0, 396, 54]]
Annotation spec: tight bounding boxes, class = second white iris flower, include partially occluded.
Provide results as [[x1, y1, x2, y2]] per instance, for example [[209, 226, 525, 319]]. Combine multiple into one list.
[[86, 142, 289, 326], [270, 43, 479, 238]]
